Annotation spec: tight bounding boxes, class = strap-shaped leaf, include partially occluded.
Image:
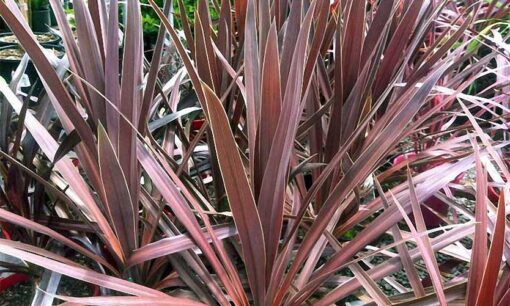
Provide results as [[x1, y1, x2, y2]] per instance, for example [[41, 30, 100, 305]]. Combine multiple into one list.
[[98, 124, 137, 254], [201, 82, 266, 304]]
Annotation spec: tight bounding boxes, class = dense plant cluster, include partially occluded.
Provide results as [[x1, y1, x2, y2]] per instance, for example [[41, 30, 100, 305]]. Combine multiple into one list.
[[0, 0, 509, 305]]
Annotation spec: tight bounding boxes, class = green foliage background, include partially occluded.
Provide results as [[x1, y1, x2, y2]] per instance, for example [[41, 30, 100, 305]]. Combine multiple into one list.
[[141, 0, 197, 35]]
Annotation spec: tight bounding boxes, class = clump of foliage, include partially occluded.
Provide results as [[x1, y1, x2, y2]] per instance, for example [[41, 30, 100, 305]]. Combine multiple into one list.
[[30, 0, 49, 10], [140, 0, 196, 37], [0, 0, 509, 305], [141, 0, 164, 37]]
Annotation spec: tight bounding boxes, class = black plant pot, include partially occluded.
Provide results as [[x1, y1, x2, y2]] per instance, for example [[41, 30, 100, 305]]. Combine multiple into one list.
[[50, 7, 58, 27], [0, 17, 10, 33], [31, 9, 51, 32], [0, 46, 36, 84], [143, 31, 158, 61], [0, 32, 61, 48], [0, 44, 64, 95]]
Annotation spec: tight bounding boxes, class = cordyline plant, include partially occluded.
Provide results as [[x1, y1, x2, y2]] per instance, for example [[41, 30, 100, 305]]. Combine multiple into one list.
[[0, 0, 509, 304]]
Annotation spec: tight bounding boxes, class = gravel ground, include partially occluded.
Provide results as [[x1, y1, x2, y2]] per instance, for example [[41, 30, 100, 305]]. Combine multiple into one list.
[[0, 281, 33, 306], [0, 276, 93, 306]]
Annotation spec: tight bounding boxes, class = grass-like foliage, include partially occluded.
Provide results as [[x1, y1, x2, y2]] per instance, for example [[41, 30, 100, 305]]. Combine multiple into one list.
[[0, 0, 509, 305]]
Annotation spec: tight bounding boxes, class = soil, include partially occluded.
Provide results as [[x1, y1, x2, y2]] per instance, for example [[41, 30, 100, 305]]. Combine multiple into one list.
[[0, 48, 24, 60], [0, 281, 32, 306], [0, 277, 94, 306], [0, 47, 64, 61], [0, 33, 58, 44]]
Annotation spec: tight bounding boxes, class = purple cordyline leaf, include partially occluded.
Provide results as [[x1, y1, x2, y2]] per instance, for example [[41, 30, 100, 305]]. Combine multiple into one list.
[[147, 0, 218, 192], [119, 0, 143, 210], [148, 4, 259, 304], [120, 0, 143, 126], [494, 239, 510, 299], [279, 0, 302, 95], [167, 70, 186, 112], [0, 240, 199, 302], [3, 0, 31, 32], [211, 44, 247, 102], [148, 9, 238, 229], [258, 0, 270, 61], [337, 2, 403, 148], [136, 140, 236, 305], [9, 0, 104, 202], [200, 82, 266, 305], [410, 15, 474, 85], [51, 295, 204, 306], [255, 21, 282, 245], [317, 224, 476, 305], [349, 263, 392, 305], [196, 0, 221, 93], [0, 1, 96, 154], [302, 0, 330, 94], [0, 207, 117, 275], [274, 59, 451, 304], [257, 1, 316, 299], [323, 5, 344, 169], [287, 142, 470, 305], [338, 52, 375, 146], [267, 185, 302, 296], [343, 133, 475, 233], [33, 266, 61, 306], [323, 230, 392, 305], [289, 155, 326, 182], [294, 199, 348, 291], [475, 190, 507, 305], [105, 0, 120, 148], [390, 282, 467, 305], [0, 53, 28, 155], [177, 0, 196, 57], [466, 138, 489, 306], [374, 177, 426, 297], [127, 225, 237, 267], [217, 0, 231, 61], [458, 100, 510, 181], [319, 7, 338, 57], [98, 124, 137, 255], [361, 0, 396, 63], [148, 77, 248, 306], [147, 0, 205, 110], [406, 170, 447, 305], [0, 239, 85, 268], [373, 0, 425, 98], [140, 0, 172, 133], [233, 0, 247, 40], [278, 56, 401, 293], [190, 9, 232, 202], [73, 0, 106, 124], [498, 290, 510, 306], [53, 130, 81, 164], [244, 0, 260, 183], [5, 160, 27, 217], [138, 191, 223, 305], [0, 78, 125, 263], [49, 0, 94, 118], [342, 0, 365, 93], [0, 150, 73, 207], [87, 0, 107, 60], [273, 0, 289, 29]]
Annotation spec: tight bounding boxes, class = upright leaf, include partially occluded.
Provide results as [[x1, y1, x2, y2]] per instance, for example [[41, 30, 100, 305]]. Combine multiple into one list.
[[201, 83, 266, 305], [98, 124, 137, 255], [475, 190, 507, 305]]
